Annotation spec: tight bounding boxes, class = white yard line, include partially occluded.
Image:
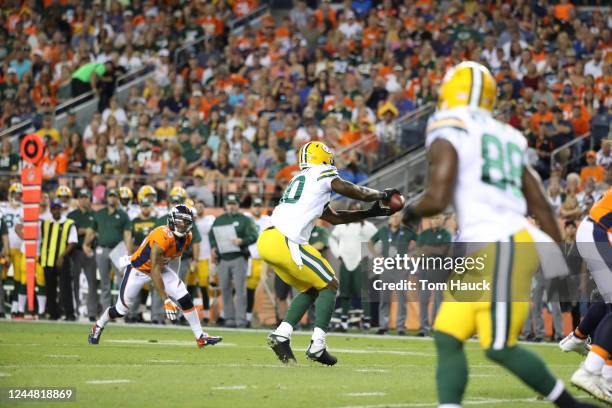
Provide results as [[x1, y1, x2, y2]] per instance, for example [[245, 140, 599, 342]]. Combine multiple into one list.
[[0, 372, 11, 377], [46, 354, 80, 358], [211, 385, 248, 390], [148, 359, 183, 363], [339, 397, 549, 408], [344, 392, 386, 397], [107, 339, 236, 347], [86, 379, 131, 385], [355, 369, 388, 373]]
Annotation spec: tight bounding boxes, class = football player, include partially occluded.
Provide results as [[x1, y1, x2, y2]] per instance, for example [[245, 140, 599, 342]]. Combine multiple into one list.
[[3, 183, 25, 317], [137, 185, 160, 217], [560, 189, 612, 402], [125, 195, 157, 323], [55, 186, 74, 216], [245, 197, 272, 327], [89, 205, 222, 348], [258, 141, 400, 366], [154, 187, 201, 323], [401, 61, 597, 408], [119, 186, 140, 220]]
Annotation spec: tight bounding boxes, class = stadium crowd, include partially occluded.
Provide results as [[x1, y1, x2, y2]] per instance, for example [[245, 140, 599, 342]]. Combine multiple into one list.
[[0, 0, 611, 337]]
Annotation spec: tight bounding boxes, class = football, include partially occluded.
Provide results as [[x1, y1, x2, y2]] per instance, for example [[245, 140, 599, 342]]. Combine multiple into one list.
[[384, 192, 406, 212]]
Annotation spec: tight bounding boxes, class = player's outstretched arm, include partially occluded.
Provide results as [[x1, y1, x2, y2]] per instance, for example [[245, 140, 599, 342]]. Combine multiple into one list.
[[330, 177, 389, 202], [402, 139, 458, 225], [321, 201, 395, 225], [522, 165, 563, 242]]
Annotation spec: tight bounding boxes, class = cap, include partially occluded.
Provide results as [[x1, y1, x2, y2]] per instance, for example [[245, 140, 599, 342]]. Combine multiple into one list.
[[193, 168, 205, 178], [586, 150, 597, 158], [50, 198, 63, 209], [77, 188, 91, 198], [193, 90, 203, 97], [7, 67, 16, 74], [226, 194, 239, 204], [106, 188, 118, 197], [252, 197, 263, 206], [159, 49, 169, 57]]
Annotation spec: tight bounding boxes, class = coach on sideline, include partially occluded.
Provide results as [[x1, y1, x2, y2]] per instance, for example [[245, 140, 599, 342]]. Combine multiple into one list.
[[209, 194, 258, 328], [68, 188, 98, 321], [90, 189, 132, 312]]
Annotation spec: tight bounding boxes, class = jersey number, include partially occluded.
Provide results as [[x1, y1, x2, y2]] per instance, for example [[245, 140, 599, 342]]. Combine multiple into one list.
[[280, 175, 305, 204], [481, 133, 524, 197]]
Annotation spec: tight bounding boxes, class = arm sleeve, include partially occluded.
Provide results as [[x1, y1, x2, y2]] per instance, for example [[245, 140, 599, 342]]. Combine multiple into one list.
[[67, 224, 78, 244], [192, 225, 202, 243], [208, 223, 218, 252], [123, 212, 132, 231], [370, 229, 380, 244], [240, 216, 258, 247], [328, 226, 341, 258], [0, 218, 7, 236]]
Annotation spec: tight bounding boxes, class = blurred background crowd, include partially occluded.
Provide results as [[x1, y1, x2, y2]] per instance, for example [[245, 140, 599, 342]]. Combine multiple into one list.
[[0, 0, 610, 337]]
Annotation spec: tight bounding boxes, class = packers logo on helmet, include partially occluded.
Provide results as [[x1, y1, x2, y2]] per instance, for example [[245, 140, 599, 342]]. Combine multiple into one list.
[[119, 186, 133, 206], [137, 185, 157, 204], [9, 183, 23, 203], [438, 61, 497, 112], [298, 142, 334, 170], [169, 186, 187, 205], [55, 185, 72, 199]]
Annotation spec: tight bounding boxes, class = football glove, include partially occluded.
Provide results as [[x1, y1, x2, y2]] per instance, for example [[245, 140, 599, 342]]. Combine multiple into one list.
[[381, 188, 401, 202], [366, 200, 393, 217], [164, 299, 178, 321]]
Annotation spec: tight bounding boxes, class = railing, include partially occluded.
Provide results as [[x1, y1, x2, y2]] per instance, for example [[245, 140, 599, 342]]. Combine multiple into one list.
[[333, 103, 434, 174], [0, 170, 276, 207], [0, 65, 153, 142], [550, 132, 593, 175]]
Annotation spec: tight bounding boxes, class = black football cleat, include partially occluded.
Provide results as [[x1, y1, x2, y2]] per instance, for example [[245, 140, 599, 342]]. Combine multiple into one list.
[[306, 341, 337, 366], [268, 333, 297, 364], [88, 323, 104, 344]]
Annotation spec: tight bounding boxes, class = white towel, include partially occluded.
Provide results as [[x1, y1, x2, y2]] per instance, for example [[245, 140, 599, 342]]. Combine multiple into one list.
[[287, 239, 303, 269], [526, 224, 570, 279]]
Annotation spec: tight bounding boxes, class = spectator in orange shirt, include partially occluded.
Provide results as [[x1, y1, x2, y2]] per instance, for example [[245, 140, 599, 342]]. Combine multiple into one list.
[[580, 150, 605, 185], [41, 138, 68, 180], [571, 105, 590, 136], [554, 0, 575, 22], [530, 101, 554, 132]]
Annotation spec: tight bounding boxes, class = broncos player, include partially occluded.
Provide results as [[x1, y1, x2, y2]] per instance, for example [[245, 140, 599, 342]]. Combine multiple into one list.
[[258, 141, 400, 366], [560, 189, 612, 403], [401, 61, 596, 408], [88, 205, 222, 348]]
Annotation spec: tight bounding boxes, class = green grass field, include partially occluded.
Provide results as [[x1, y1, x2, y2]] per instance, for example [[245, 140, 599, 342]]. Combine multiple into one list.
[[0, 321, 600, 408]]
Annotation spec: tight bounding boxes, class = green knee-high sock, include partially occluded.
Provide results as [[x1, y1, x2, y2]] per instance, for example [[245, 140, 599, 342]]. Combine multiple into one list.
[[434, 331, 468, 405], [284, 291, 316, 327], [485, 346, 557, 396], [314, 289, 336, 331]]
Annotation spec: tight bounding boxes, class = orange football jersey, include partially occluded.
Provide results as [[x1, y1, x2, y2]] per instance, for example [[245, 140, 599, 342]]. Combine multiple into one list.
[[130, 226, 192, 273], [589, 188, 612, 231]]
